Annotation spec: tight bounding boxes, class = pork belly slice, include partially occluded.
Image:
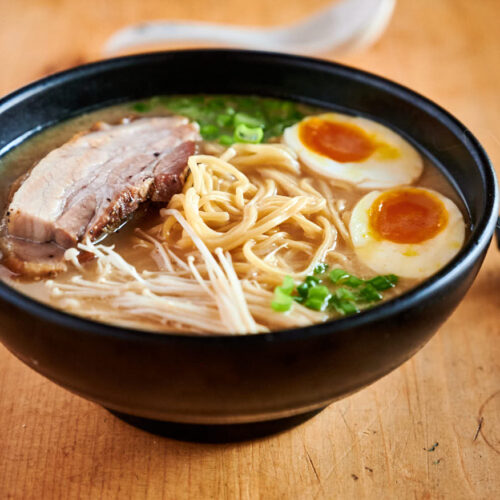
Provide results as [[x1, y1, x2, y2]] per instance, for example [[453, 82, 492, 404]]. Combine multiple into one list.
[[2, 116, 200, 276]]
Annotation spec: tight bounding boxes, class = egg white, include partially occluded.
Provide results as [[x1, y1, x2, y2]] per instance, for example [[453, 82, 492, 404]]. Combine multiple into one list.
[[349, 188, 466, 279], [283, 113, 424, 189]]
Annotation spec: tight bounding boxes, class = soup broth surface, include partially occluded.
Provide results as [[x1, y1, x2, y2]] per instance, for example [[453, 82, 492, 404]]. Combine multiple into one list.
[[0, 96, 468, 334]]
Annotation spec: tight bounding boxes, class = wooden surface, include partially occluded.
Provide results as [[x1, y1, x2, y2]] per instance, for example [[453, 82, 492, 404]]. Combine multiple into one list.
[[0, 0, 499, 498]]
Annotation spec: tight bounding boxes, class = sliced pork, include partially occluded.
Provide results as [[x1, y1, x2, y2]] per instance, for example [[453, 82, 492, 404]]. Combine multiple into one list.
[[2, 116, 200, 276]]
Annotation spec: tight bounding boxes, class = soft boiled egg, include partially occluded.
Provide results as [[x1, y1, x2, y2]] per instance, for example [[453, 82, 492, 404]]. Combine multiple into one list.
[[283, 113, 424, 189], [349, 187, 465, 279]]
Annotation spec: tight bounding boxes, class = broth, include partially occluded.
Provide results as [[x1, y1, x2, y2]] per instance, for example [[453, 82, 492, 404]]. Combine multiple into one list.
[[0, 96, 468, 334]]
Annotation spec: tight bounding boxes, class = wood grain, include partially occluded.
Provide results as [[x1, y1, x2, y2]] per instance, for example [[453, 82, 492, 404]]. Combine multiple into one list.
[[0, 0, 499, 498]]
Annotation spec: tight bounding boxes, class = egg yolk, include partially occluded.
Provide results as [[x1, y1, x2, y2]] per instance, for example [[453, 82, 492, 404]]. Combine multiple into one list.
[[369, 188, 448, 244], [299, 117, 376, 163]]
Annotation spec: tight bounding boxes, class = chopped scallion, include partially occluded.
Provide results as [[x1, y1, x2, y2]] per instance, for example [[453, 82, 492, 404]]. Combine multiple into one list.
[[329, 269, 350, 284], [335, 287, 356, 301], [343, 275, 364, 288], [307, 285, 330, 301], [216, 114, 233, 127], [330, 297, 359, 316], [147, 95, 306, 145], [218, 134, 234, 146], [280, 275, 295, 295], [313, 263, 329, 275], [295, 282, 309, 300], [200, 124, 219, 140], [305, 275, 320, 287], [358, 284, 383, 302], [234, 123, 264, 144], [304, 285, 330, 311], [271, 287, 293, 312], [132, 102, 153, 113], [233, 112, 265, 128], [366, 275, 397, 291], [304, 297, 326, 311]]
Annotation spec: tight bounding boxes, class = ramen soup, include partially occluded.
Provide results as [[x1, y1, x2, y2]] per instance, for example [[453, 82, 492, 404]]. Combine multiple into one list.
[[0, 96, 468, 334]]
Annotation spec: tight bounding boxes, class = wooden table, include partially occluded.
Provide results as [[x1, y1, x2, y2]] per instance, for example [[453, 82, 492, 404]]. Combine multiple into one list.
[[0, 0, 499, 498]]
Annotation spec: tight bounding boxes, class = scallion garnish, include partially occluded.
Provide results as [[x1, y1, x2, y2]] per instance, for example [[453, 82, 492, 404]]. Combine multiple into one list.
[[343, 275, 364, 288], [271, 287, 293, 312], [305, 275, 320, 287], [272, 268, 400, 317], [358, 284, 383, 303], [307, 285, 330, 300], [280, 275, 295, 295], [218, 135, 234, 146], [132, 102, 153, 113], [313, 263, 329, 275], [329, 269, 350, 284], [329, 296, 359, 316], [295, 282, 309, 302], [304, 298, 325, 311], [271, 276, 296, 312], [216, 114, 233, 127], [200, 124, 219, 140], [233, 112, 265, 128], [132, 95, 307, 145], [366, 274, 399, 291], [335, 287, 356, 301], [304, 285, 330, 311], [234, 123, 264, 144]]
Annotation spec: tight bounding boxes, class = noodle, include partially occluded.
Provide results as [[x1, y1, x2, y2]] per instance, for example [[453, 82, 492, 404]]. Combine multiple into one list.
[[160, 144, 346, 286]]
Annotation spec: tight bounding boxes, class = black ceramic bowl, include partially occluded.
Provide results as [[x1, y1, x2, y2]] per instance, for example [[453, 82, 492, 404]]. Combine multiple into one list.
[[0, 51, 497, 436]]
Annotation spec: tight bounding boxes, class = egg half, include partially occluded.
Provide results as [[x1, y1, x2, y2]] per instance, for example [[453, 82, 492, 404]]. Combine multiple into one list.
[[283, 113, 424, 189], [349, 187, 465, 279]]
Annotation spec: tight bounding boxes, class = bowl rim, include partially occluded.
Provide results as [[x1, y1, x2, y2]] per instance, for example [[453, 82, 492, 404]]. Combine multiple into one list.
[[0, 48, 497, 345]]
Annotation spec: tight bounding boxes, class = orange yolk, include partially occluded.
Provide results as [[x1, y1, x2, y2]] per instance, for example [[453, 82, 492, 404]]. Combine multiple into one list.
[[299, 117, 376, 163], [369, 188, 448, 244]]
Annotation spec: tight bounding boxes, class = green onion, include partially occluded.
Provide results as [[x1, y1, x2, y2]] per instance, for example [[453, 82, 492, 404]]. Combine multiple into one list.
[[216, 114, 233, 127], [330, 297, 359, 316], [271, 276, 297, 312], [295, 282, 309, 301], [218, 135, 234, 146], [280, 275, 295, 295], [281, 269, 400, 315], [271, 287, 293, 312], [304, 285, 330, 311], [313, 263, 329, 275], [200, 124, 219, 140], [369, 274, 399, 290], [158, 95, 307, 144], [343, 275, 365, 288], [265, 123, 287, 139], [288, 269, 401, 315], [305, 276, 320, 287], [234, 124, 264, 144], [261, 99, 283, 113], [279, 101, 298, 118], [329, 269, 350, 284], [206, 97, 226, 111], [358, 284, 383, 302], [233, 112, 265, 128], [386, 274, 398, 285], [307, 285, 330, 301], [339, 301, 359, 315], [304, 298, 325, 311], [132, 102, 153, 113], [335, 287, 356, 301]]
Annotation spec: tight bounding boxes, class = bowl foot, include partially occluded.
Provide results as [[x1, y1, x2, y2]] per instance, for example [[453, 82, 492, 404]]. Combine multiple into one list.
[[106, 407, 326, 443]]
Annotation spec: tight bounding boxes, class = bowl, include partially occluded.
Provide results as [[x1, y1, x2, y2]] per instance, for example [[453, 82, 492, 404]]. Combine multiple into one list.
[[0, 50, 497, 437]]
